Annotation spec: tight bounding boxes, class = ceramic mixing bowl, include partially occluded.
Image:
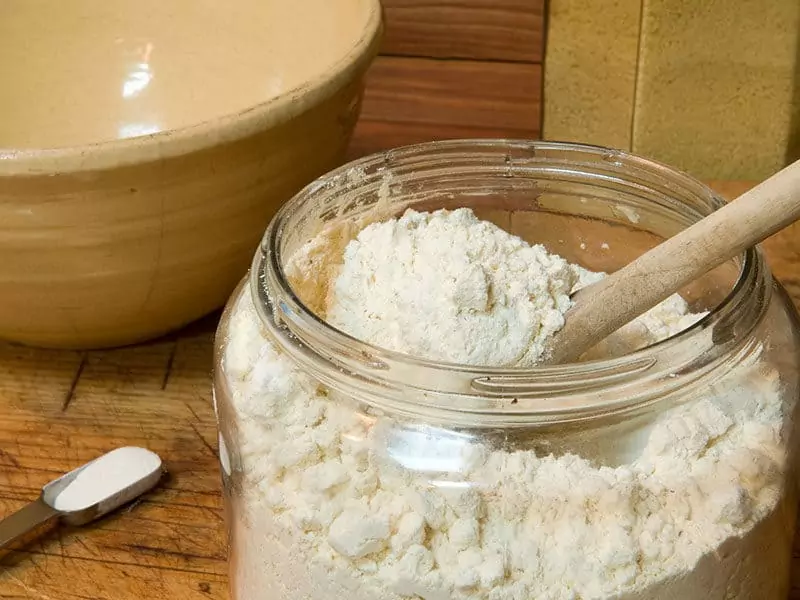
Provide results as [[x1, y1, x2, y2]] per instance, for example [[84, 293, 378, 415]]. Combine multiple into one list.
[[0, 0, 382, 348]]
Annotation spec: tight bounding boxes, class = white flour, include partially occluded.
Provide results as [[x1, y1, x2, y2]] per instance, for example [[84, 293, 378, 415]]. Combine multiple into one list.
[[52, 447, 162, 512], [327, 208, 578, 366], [326, 209, 703, 365], [221, 209, 791, 599]]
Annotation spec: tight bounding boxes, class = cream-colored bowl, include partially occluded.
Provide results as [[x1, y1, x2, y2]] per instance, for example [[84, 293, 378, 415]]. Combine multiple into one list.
[[0, 0, 382, 348]]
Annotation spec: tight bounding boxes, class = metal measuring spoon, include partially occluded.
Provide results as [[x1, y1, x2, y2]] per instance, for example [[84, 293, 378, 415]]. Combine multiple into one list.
[[0, 447, 163, 549]]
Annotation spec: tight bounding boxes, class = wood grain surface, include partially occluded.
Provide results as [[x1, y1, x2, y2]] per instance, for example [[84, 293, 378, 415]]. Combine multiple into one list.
[[362, 0, 545, 160], [380, 0, 544, 62], [350, 56, 542, 157], [2, 179, 800, 599], [0, 318, 226, 599]]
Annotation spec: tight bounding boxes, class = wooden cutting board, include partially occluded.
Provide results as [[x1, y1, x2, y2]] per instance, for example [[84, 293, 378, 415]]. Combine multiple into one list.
[[1, 180, 800, 599]]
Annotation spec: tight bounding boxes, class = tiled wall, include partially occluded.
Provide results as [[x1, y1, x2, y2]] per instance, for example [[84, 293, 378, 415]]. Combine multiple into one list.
[[543, 0, 800, 180]]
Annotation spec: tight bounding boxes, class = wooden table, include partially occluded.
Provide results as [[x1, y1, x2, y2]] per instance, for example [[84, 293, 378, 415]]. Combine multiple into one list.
[[1, 174, 799, 599]]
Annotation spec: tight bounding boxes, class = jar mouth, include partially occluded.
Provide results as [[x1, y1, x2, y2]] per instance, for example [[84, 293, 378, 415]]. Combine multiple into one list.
[[250, 139, 770, 423]]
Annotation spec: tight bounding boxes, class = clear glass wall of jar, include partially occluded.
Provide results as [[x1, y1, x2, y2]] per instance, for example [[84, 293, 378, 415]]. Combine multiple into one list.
[[213, 141, 800, 600]]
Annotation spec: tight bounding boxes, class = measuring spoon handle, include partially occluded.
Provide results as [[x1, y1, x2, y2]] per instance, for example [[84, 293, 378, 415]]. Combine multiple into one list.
[[0, 497, 58, 549]]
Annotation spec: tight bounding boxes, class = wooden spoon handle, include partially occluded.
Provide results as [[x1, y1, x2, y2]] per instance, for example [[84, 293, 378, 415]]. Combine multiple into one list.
[[548, 159, 800, 364]]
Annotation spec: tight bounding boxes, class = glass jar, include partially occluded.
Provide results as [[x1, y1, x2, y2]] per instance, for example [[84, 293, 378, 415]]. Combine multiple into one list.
[[213, 140, 800, 600]]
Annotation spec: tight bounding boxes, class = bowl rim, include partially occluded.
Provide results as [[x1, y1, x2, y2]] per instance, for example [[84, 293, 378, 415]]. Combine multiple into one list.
[[0, 0, 383, 177]]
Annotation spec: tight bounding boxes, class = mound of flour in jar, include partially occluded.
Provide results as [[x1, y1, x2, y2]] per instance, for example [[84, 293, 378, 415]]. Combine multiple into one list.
[[223, 208, 791, 600], [326, 208, 700, 364]]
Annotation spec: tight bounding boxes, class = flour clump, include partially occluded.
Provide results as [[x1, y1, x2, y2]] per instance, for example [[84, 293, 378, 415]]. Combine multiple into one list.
[[327, 208, 578, 366]]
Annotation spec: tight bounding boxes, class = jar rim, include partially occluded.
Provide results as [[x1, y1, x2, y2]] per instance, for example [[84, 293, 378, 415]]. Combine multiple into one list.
[[248, 139, 770, 423]]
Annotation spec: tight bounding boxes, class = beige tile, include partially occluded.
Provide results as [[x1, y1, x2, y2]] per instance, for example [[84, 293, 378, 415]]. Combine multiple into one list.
[[633, 0, 800, 180], [543, 0, 643, 150]]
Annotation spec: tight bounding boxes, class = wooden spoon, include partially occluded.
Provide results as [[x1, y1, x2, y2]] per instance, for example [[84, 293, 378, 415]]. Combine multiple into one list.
[[546, 159, 800, 364]]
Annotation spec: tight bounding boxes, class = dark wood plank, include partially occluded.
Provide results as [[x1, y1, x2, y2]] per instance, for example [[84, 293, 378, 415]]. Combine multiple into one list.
[[351, 56, 542, 157], [381, 0, 544, 62]]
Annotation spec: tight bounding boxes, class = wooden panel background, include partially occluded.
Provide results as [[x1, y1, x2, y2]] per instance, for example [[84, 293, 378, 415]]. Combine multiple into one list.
[[351, 0, 546, 158]]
